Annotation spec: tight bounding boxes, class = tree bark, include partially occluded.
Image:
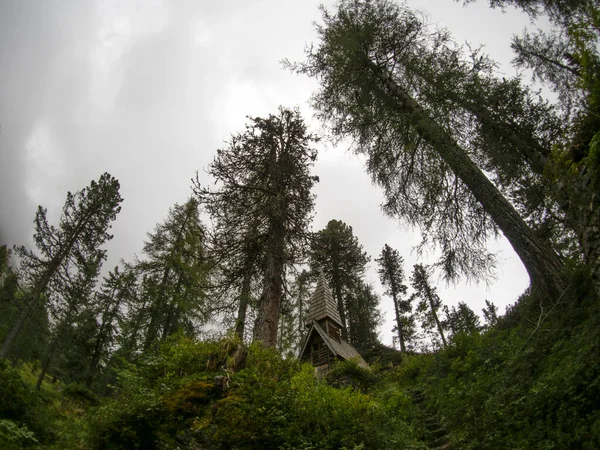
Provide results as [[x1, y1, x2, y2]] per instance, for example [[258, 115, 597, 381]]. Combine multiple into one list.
[[391, 288, 406, 353], [235, 268, 252, 340], [369, 62, 566, 295], [253, 223, 285, 348]]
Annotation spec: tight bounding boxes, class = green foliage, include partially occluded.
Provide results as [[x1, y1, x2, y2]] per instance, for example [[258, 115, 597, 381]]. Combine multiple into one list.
[[195, 107, 319, 347], [345, 281, 382, 350], [410, 264, 448, 348], [0, 420, 39, 449], [326, 358, 377, 392], [0, 361, 56, 445], [63, 383, 99, 406], [84, 337, 418, 449], [394, 274, 600, 449], [376, 244, 414, 352], [310, 220, 369, 307]]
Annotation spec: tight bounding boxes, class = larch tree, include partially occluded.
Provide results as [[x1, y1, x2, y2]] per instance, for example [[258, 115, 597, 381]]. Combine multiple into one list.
[[135, 198, 209, 351], [1, 173, 122, 359], [410, 264, 447, 349], [308, 219, 369, 337], [290, 0, 567, 295], [475, 0, 600, 287], [375, 244, 411, 353], [195, 107, 319, 348]]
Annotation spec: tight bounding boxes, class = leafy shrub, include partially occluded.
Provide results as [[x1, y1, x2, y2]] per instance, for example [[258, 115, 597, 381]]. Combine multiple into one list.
[[0, 361, 52, 442], [0, 420, 39, 449], [86, 338, 420, 449], [63, 383, 99, 406], [403, 281, 600, 450], [326, 358, 377, 391]]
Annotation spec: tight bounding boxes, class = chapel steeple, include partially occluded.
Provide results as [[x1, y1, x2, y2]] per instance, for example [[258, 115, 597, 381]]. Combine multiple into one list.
[[305, 272, 344, 331]]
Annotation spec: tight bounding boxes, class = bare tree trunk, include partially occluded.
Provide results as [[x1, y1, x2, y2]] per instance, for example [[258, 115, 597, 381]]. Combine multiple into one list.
[[253, 225, 285, 348], [333, 281, 349, 340], [235, 269, 252, 340], [391, 290, 406, 353], [370, 62, 566, 296]]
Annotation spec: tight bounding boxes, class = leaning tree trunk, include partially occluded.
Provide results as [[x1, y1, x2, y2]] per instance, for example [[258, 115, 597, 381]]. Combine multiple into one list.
[[369, 61, 566, 296], [424, 286, 447, 349], [1, 210, 97, 359]]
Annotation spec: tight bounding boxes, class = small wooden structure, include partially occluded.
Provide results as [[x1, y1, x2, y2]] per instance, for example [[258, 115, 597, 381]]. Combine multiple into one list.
[[298, 274, 369, 375]]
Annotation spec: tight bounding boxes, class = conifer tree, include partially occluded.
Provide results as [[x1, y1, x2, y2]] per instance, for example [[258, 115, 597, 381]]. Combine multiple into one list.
[[0, 246, 48, 362], [482, 299, 499, 328], [376, 244, 412, 352], [1, 173, 122, 359], [84, 266, 136, 389], [410, 264, 447, 349], [345, 281, 382, 350], [36, 248, 106, 389], [195, 107, 318, 348], [291, 0, 566, 295], [444, 301, 481, 337], [308, 219, 369, 337], [135, 198, 209, 350]]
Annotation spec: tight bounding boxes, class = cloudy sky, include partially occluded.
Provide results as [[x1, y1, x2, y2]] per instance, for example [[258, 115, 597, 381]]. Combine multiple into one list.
[[0, 0, 534, 345]]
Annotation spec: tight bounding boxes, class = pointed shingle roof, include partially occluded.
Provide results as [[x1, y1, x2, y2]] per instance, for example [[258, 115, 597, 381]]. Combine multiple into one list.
[[305, 273, 343, 328]]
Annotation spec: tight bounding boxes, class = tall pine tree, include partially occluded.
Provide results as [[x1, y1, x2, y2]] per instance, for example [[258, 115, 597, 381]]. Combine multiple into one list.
[[376, 244, 412, 352], [195, 107, 318, 348]]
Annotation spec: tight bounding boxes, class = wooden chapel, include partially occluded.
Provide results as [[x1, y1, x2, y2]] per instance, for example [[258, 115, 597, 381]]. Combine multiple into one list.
[[298, 274, 369, 374]]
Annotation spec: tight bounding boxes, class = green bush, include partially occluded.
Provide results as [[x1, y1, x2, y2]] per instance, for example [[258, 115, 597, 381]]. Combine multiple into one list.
[[0, 420, 39, 449], [326, 358, 377, 391], [402, 280, 600, 450], [63, 383, 99, 406], [86, 338, 420, 449], [0, 361, 52, 443]]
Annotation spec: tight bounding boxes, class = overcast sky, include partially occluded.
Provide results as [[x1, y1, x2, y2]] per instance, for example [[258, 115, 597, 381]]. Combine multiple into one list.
[[0, 0, 534, 346]]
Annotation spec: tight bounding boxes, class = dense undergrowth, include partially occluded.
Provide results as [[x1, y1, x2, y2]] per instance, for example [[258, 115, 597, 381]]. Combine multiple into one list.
[[1, 272, 599, 449]]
